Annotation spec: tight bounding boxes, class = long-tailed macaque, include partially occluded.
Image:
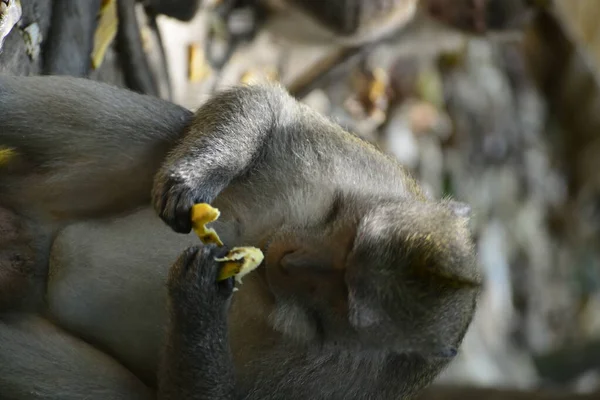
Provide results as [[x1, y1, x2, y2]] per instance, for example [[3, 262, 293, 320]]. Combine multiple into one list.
[[0, 75, 480, 399]]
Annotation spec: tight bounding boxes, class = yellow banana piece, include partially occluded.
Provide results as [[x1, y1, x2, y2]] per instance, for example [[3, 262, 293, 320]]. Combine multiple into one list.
[[190, 203, 224, 247], [215, 247, 264, 284], [190, 203, 264, 283]]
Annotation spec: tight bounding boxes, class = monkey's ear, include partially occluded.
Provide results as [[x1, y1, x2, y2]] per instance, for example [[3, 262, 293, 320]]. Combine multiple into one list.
[[447, 201, 471, 219]]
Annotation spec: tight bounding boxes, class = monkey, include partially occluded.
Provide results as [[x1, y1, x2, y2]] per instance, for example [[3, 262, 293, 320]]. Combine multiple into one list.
[[0, 74, 193, 314], [0, 75, 480, 399]]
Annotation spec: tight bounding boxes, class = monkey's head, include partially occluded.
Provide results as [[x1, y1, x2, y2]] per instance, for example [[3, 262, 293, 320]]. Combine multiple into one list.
[[265, 196, 481, 358]]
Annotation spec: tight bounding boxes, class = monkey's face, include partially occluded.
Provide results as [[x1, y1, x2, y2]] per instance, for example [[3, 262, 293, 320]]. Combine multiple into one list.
[[263, 215, 358, 344], [261, 197, 481, 357]]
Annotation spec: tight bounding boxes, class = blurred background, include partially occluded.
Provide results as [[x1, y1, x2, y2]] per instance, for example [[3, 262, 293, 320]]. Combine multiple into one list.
[[2, 0, 600, 398]]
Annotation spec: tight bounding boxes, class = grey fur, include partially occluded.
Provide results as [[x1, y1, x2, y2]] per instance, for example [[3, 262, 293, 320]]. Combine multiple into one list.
[[152, 83, 481, 399], [0, 76, 480, 399], [0, 75, 192, 221]]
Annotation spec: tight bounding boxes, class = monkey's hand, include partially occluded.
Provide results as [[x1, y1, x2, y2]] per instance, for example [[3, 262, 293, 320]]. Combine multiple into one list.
[[152, 84, 290, 234], [167, 244, 235, 321], [152, 171, 219, 234], [161, 244, 237, 400]]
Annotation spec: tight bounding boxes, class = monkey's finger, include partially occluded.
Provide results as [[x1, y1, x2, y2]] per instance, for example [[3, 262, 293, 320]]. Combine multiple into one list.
[[153, 177, 191, 233], [174, 191, 197, 234], [217, 276, 235, 296], [168, 246, 201, 288], [211, 248, 237, 297], [163, 188, 193, 234], [155, 184, 173, 224], [195, 245, 230, 287]]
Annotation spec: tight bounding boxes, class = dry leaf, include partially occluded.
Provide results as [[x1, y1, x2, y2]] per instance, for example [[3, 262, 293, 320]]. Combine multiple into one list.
[[188, 43, 212, 83], [91, 0, 118, 70]]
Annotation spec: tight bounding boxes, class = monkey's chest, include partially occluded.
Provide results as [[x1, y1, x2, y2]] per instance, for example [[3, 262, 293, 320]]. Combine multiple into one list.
[[45, 206, 198, 385]]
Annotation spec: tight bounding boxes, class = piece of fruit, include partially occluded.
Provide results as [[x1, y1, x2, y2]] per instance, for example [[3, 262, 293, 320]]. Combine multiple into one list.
[[190, 203, 224, 247], [190, 203, 264, 284], [215, 247, 264, 284]]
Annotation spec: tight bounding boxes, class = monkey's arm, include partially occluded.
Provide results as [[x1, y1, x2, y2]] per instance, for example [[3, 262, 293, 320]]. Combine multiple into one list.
[[0, 75, 193, 221], [158, 245, 238, 400], [152, 83, 296, 233]]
